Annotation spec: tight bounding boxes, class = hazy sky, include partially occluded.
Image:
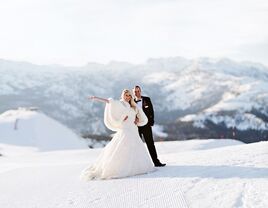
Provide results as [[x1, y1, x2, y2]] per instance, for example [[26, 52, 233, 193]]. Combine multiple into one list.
[[0, 0, 267, 66]]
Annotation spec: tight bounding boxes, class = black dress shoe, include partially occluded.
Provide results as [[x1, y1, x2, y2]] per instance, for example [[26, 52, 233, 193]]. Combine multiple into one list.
[[155, 162, 166, 167]]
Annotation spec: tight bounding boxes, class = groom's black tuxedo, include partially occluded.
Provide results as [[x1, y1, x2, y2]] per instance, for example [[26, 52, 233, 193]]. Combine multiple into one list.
[[135, 96, 161, 165], [138, 96, 154, 126]]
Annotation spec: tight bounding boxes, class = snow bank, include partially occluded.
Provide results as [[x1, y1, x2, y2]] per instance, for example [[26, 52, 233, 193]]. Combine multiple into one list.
[[0, 108, 87, 151]]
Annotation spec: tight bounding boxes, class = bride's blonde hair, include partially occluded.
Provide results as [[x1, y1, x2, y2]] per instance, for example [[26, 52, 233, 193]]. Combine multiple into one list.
[[120, 89, 137, 110]]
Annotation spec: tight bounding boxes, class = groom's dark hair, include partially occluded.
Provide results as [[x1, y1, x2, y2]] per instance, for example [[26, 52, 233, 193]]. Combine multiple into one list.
[[134, 85, 141, 90]]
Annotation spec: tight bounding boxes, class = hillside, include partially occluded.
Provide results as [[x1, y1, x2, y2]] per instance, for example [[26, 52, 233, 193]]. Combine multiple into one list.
[[0, 108, 87, 151]]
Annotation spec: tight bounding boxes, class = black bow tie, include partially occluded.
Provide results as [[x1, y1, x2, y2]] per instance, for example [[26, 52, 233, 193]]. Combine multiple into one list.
[[136, 99, 142, 102]]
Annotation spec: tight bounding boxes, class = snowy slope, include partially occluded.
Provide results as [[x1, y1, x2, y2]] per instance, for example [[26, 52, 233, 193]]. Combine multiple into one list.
[[0, 139, 267, 208], [0, 108, 87, 151]]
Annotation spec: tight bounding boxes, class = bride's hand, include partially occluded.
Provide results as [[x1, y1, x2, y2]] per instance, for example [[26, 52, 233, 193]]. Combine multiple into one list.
[[87, 96, 109, 103], [134, 117, 139, 125], [88, 96, 95, 100]]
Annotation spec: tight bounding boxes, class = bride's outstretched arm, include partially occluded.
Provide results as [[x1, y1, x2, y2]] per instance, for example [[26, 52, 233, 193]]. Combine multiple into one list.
[[88, 96, 109, 103]]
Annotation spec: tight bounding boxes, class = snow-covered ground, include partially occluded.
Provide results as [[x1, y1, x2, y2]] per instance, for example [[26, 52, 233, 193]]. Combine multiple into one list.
[[0, 108, 267, 207], [0, 139, 267, 208]]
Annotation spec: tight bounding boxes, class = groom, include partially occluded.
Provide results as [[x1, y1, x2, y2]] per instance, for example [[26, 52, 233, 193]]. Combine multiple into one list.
[[133, 85, 166, 167]]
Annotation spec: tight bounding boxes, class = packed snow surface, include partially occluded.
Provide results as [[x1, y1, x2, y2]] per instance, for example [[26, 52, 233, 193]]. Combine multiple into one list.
[[1, 139, 267, 208]]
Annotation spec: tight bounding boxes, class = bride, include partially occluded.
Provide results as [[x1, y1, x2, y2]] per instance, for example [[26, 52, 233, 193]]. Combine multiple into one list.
[[80, 89, 155, 180]]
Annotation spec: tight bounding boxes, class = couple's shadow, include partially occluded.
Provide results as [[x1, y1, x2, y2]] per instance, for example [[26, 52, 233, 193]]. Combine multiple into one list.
[[132, 165, 268, 179]]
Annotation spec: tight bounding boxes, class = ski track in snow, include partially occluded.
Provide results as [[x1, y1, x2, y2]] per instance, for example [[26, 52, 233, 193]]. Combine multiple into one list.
[[0, 163, 189, 208], [1, 139, 267, 208]]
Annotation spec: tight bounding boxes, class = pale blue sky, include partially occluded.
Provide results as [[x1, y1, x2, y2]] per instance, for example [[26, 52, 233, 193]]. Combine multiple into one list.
[[0, 0, 267, 66]]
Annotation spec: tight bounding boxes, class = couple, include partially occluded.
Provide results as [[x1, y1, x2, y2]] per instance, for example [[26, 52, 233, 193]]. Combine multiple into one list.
[[81, 86, 165, 180]]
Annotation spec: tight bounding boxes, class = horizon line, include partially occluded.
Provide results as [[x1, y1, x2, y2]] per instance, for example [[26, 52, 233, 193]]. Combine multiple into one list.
[[0, 56, 267, 68]]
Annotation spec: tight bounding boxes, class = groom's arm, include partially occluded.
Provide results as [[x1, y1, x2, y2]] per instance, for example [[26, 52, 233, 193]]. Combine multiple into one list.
[[147, 97, 154, 126]]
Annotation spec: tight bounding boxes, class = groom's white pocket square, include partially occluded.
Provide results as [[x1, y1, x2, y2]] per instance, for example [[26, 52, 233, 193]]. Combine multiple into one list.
[[144, 105, 149, 108]]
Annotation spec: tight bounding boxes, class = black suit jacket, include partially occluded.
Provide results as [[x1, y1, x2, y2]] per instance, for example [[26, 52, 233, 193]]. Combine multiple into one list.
[[136, 96, 154, 126]]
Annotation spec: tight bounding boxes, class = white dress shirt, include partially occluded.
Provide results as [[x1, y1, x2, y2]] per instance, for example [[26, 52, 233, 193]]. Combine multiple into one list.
[[136, 98, 142, 108]]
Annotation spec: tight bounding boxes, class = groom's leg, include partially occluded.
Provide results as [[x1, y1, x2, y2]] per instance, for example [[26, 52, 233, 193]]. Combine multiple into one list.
[[142, 127, 160, 164], [138, 127, 143, 140]]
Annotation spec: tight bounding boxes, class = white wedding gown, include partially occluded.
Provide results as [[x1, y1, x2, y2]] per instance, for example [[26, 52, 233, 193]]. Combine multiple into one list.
[[81, 99, 155, 180]]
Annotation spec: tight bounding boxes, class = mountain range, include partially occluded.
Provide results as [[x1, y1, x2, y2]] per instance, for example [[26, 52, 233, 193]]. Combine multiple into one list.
[[1, 57, 268, 143]]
